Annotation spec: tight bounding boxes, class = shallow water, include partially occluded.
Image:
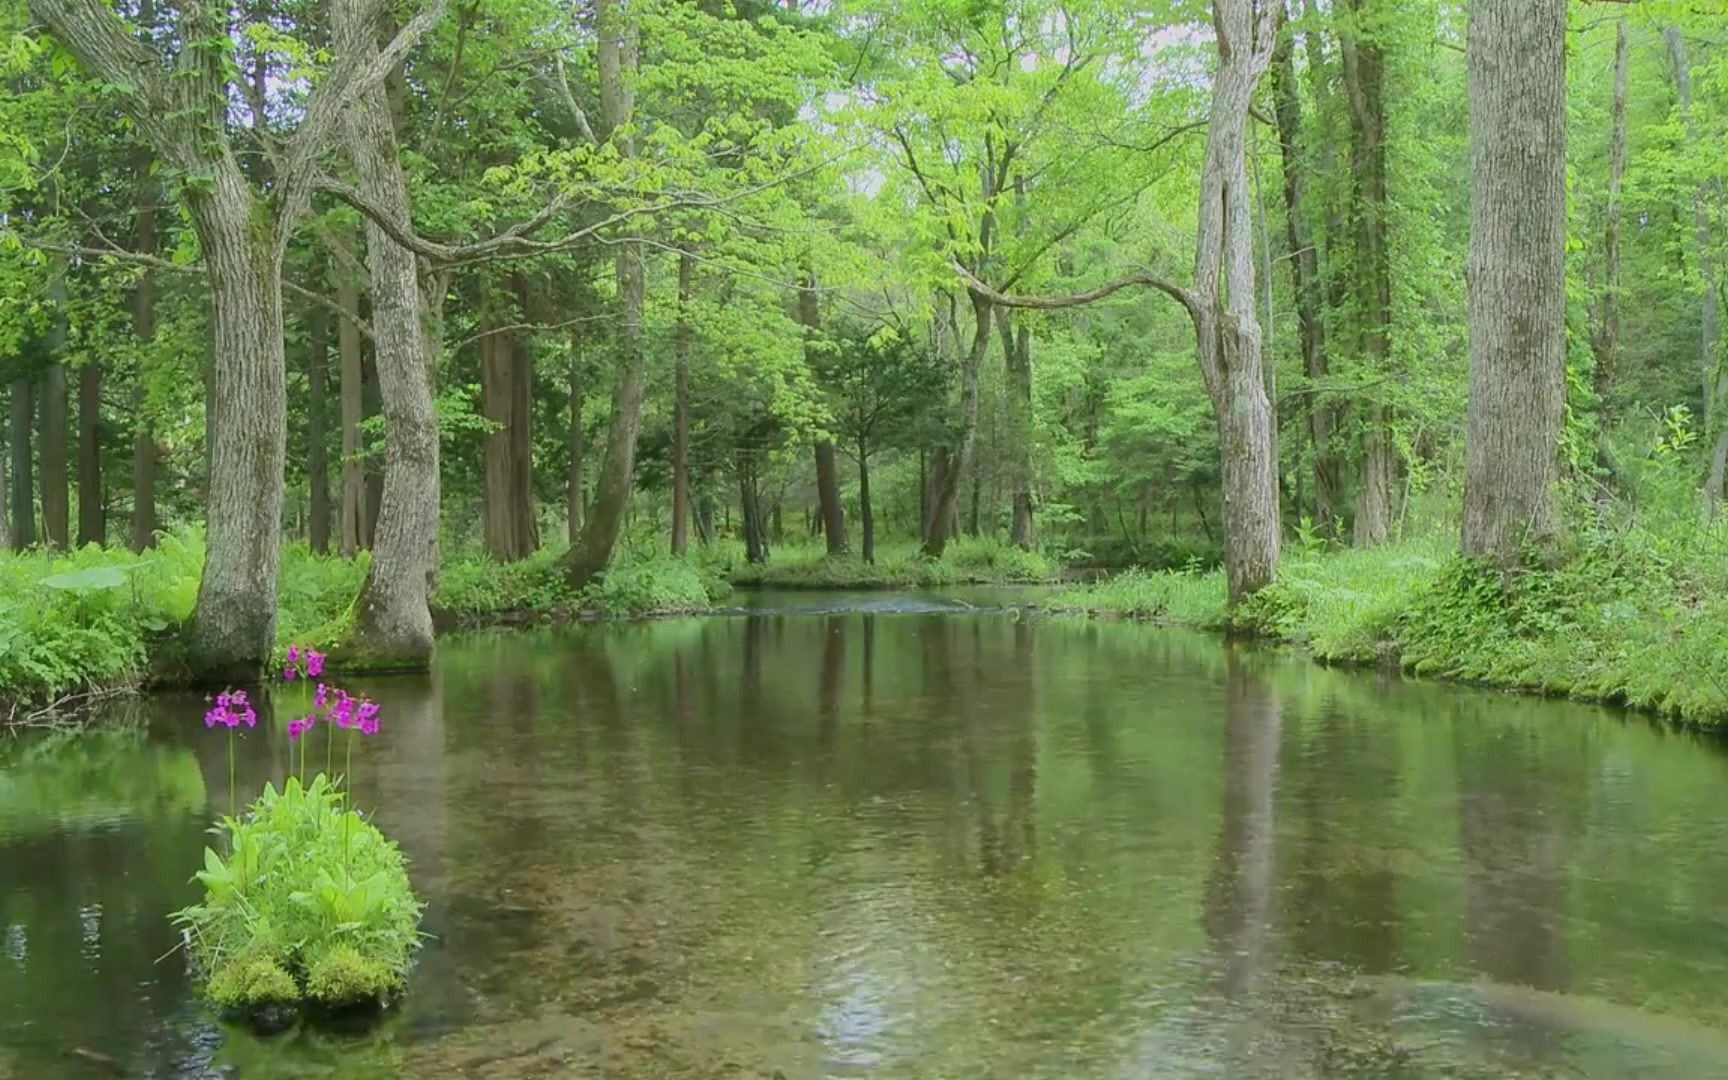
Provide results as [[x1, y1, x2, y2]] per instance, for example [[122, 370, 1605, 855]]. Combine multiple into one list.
[[5, 592, 1728, 1078]]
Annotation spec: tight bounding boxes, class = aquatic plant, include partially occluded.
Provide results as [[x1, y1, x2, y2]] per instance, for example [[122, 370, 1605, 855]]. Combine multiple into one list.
[[174, 645, 420, 1026]]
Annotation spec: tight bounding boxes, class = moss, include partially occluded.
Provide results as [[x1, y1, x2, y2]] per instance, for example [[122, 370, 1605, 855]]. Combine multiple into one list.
[[207, 955, 298, 1010], [305, 943, 399, 1006]]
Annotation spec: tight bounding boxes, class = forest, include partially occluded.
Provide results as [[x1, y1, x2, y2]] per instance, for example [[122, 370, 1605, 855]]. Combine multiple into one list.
[[0, 0, 1726, 722]]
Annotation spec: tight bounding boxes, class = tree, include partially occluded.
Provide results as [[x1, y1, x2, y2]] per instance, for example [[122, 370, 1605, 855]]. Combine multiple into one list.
[[26, 0, 443, 677], [1461, 0, 1566, 563], [802, 278, 849, 557]]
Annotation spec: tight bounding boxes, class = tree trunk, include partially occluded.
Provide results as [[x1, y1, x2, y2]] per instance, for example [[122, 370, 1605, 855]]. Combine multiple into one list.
[[567, 331, 585, 543], [479, 314, 538, 560], [1340, 0, 1396, 546], [184, 171, 289, 677], [739, 451, 767, 564], [338, 271, 366, 556], [858, 438, 875, 564], [672, 249, 693, 555], [562, 0, 642, 591], [1271, 3, 1339, 531], [1194, 0, 1281, 606], [307, 300, 332, 554], [40, 364, 68, 549], [1000, 309, 1036, 549], [1591, 21, 1628, 421], [131, 154, 158, 552], [361, 348, 383, 546], [799, 278, 849, 557], [1667, 28, 1728, 516], [339, 0, 439, 668], [925, 291, 992, 557], [8, 382, 31, 550], [76, 362, 102, 546], [1462, 0, 1567, 562]]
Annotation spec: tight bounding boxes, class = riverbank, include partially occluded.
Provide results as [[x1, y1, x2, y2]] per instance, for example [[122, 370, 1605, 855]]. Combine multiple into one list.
[[725, 537, 1058, 589], [1047, 531, 1728, 730]]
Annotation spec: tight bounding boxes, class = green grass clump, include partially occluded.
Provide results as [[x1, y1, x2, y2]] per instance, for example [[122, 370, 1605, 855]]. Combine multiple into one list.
[[727, 536, 1058, 589], [173, 775, 421, 1015], [579, 549, 730, 616], [433, 545, 727, 622], [433, 547, 576, 622], [1235, 537, 1449, 661], [1048, 566, 1228, 625]]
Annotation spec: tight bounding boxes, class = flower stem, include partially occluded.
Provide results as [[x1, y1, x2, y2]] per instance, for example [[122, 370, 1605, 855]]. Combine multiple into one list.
[[227, 731, 235, 822]]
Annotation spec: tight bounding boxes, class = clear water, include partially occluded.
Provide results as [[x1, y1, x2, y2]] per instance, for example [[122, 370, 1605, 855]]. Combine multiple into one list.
[[5, 591, 1728, 1078]]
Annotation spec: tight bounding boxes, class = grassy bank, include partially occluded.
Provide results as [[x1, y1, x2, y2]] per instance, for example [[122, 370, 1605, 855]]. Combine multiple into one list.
[[0, 534, 729, 712], [1049, 529, 1728, 730], [726, 536, 1058, 588]]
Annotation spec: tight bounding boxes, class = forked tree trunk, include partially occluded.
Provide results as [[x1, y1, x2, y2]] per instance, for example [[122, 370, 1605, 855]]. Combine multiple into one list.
[[340, 0, 439, 668], [1462, 0, 1567, 562], [671, 249, 693, 555], [562, 0, 642, 591], [8, 382, 31, 550], [40, 364, 69, 549], [338, 271, 366, 556], [77, 362, 102, 546], [307, 301, 332, 554]]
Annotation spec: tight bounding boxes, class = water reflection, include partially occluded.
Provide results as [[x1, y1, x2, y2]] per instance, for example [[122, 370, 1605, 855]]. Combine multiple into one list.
[[3, 606, 1728, 1078]]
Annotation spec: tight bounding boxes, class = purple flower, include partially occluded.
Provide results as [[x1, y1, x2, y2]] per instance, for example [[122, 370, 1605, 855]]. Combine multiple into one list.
[[313, 683, 328, 708], [306, 651, 326, 678], [355, 700, 380, 736], [286, 645, 300, 662], [282, 665, 297, 680], [229, 690, 249, 708], [204, 706, 223, 728], [216, 691, 232, 710], [240, 707, 256, 729], [287, 715, 313, 740]]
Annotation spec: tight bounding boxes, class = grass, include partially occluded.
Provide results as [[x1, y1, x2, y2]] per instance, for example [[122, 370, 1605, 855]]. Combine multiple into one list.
[[432, 544, 730, 624], [725, 535, 1059, 588], [1050, 525, 1728, 730]]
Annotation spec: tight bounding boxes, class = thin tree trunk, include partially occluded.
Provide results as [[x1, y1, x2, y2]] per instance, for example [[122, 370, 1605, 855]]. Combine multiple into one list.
[[1462, 0, 1567, 562], [479, 311, 538, 560], [1001, 310, 1035, 548], [131, 150, 158, 552], [1340, 0, 1396, 546], [925, 291, 992, 557], [40, 364, 68, 549], [672, 249, 694, 555], [739, 451, 766, 564], [1668, 28, 1728, 517], [9, 382, 31, 550], [858, 438, 875, 564], [307, 300, 332, 554], [340, 0, 439, 667], [562, 0, 642, 591], [1271, 3, 1339, 530], [800, 277, 849, 557], [1591, 21, 1628, 421], [567, 331, 584, 543], [0, 396, 8, 550], [338, 271, 365, 556], [361, 348, 383, 546], [76, 362, 102, 546]]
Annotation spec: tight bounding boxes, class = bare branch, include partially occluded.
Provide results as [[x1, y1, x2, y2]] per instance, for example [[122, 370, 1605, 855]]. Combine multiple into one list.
[[552, 53, 600, 146], [951, 258, 1196, 318]]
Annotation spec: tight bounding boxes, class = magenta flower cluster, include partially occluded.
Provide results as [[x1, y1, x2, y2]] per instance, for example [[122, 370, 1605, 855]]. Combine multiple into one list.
[[280, 644, 380, 741], [204, 689, 256, 729]]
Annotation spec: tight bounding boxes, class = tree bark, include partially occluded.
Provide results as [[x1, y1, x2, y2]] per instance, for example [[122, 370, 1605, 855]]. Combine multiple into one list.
[[131, 149, 158, 552], [1591, 21, 1628, 421], [479, 310, 538, 560], [339, 0, 440, 668], [925, 291, 992, 557], [76, 361, 102, 546], [738, 450, 767, 564], [1340, 0, 1396, 546], [1272, 3, 1336, 530], [1000, 309, 1036, 549], [567, 331, 585, 543], [361, 348, 383, 546], [1667, 28, 1728, 516], [307, 300, 332, 554], [39, 364, 69, 549], [1462, 0, 1567, 562], [8, 382, 32, 550], [858, 435, 875, 564], [562, 0, 642, 591], [338, 271, 366, 556], [671, 249, 694, 555], [800, 277, 849, 556]]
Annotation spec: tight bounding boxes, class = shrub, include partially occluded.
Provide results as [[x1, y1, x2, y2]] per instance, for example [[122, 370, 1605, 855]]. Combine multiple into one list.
[[172, 774, 421, 1014], [580, 550, 729, 616]]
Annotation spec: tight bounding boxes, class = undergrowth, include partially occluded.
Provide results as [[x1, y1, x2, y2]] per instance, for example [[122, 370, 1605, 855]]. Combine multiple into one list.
[[725, 536, 1058, 588]]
